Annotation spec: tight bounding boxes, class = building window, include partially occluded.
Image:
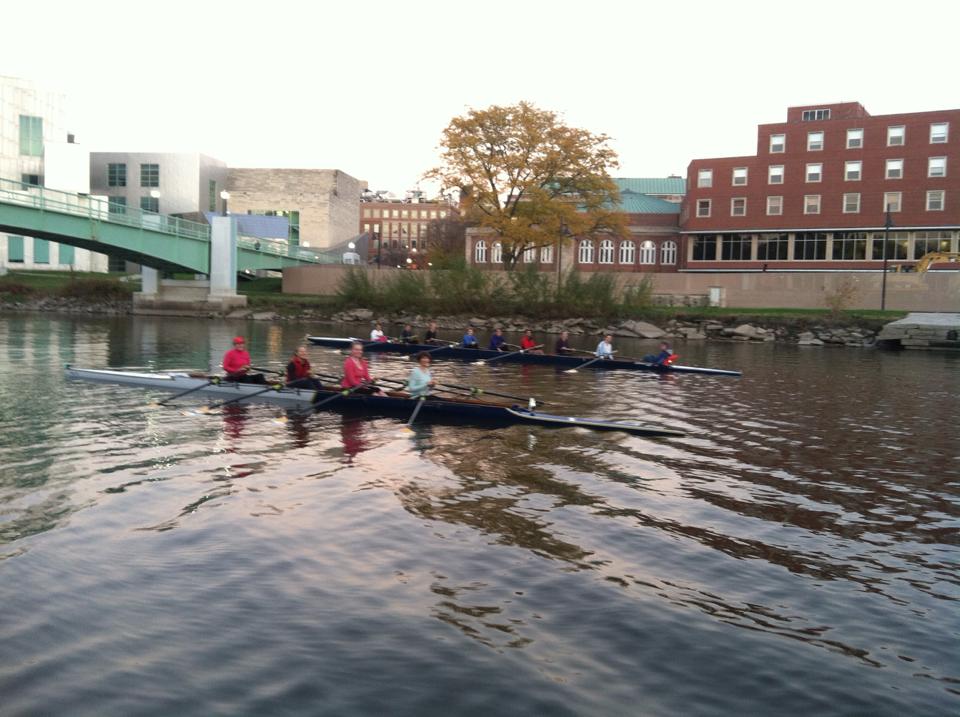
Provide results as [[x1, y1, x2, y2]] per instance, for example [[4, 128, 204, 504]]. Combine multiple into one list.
[[208, 179, 217, 212], [108, 196, 127, 214], [732, 167, 748, 186], [887, 125, 905, 146], [884, 192, 902, 212], [597, 239, 614, 264], [474, 240, 487, 263], [491, 241, 503, 263], [802, 109, 831, 121], [639, 241, 656, 265], [914, 231, 953, 258], [807, 131, 824, 151], [847, 128, 863, 149], [871, 232, 908, 260], [33, 238, 50, 264], [768, 165, 784, 184], [140, 196, 159, 213], [362, 208, 371, 218], [697, 169, 713, 188], [795, 232, 827, 260], [21, 174, 41, 187], [540, 245, 553, 263], [8, 235, 25, 262], [757, 233, 788, 261], [843, 193, 861, 213], [832, 232, 868, 260], [19, 115, 43, 156], [696, 199, 711, 217], [930, 122, 949, 144], [661, 241, 677, 264], [578, 239, 594, 263], [691, 236, 717, 261], [731, 197, 747, 216], [805, 163, 822, 182], [926, 190, 945, 211], [885, 158, 903, 179], [140, 164, 159, 187], [439, 211, 448, 218], [766, 196, 783, 215], [363, 223, 370, 234], [804, 195, 821, 214], [769, 134, 785, 153], [619, 240, 635, 264], [845, 160, 861, 181], [928, 157, 947, 177], [427, 210, 436, 219], [107, 163, 127, 187], [522, 245, 537, 263], [721, 234, 751, 260]]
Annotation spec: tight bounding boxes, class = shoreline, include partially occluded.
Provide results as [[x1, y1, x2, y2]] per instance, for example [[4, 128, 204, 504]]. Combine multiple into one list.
[[0, 297, 892, 348]]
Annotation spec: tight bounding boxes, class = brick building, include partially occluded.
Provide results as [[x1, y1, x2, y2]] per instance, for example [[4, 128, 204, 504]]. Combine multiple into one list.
[[361, 196, 458, 265], [468, 177, 685, 273], [681, 102, 960, 270]]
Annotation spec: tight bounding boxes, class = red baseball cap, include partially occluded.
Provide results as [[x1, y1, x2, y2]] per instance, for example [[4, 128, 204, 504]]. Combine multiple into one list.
[[233, 336, 245, 344]]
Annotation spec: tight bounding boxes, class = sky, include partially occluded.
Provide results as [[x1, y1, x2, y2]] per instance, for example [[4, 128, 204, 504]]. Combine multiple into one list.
[[2, 0, 958, 196]]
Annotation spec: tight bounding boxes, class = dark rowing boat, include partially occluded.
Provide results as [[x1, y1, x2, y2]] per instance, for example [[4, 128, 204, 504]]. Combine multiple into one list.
[[65, 367, 686, 437], [306, 336, 742, 376]]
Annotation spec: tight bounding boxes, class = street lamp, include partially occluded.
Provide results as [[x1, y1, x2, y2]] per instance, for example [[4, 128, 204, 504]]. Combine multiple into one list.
[[220, 190, 230, 216], [557, 219, 573, 290], [880, 205, 893, 310]]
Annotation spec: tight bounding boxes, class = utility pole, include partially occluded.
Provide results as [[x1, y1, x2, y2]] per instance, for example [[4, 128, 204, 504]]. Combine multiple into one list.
[[881, 206, 892, 310]]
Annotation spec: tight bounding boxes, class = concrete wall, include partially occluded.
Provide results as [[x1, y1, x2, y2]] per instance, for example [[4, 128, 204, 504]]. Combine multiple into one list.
[[227, 168, 361, 250], [283, 264, 400, 295], [283, 262, 959, 312]]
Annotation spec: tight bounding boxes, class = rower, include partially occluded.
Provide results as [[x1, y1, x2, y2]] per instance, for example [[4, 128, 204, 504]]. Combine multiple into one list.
[[595, 333, 615, 359], [370, 322, 388, 342], [462, 327, 479, 349], [519, 329, 542, 354], [424, 321, 439, 344], [406, 351, 437, 398], [222, 336, 267, 384], [554, 330, 573, 354], [488, 327, 507, 351], [642, 341, 678, 366], [399, 323, 418, 344], [343, 341, 385, 395], [285, 345, 323, 390]]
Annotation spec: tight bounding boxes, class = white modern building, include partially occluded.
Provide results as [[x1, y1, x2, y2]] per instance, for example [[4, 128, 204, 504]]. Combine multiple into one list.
[[0, 75, 107, 271]]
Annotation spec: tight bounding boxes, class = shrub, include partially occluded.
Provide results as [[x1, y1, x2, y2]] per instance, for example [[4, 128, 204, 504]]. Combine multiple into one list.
[[823, 277, 860, 317], [507, 264, 551, 314], [0, 281, 36, 297], [379, 270, 429, 312], [336, 268, 378, 307], [619, 276, 653, 316], [57, 277, 132, 302]]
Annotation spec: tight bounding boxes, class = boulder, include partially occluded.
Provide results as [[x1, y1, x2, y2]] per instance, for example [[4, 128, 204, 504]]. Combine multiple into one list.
[[798, 338, 824, 346], [732, 323, 758, 338], [798, 331, 816, 341], [252, 311, 279, 321], [350, 308, 373, 321], [621, 320, 665, 338]]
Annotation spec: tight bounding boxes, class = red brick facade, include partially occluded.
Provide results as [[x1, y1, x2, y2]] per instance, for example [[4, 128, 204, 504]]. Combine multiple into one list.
[[681, 102, 960, 270]]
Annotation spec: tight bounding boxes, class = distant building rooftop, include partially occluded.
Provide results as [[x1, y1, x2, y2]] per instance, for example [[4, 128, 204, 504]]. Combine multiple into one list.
[[615, 177, 686, 196]]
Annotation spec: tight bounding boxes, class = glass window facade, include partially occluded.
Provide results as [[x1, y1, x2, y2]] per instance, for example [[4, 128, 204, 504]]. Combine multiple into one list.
[[794, 232, 827, 260], [691, 236, 717, 261], [140, 196, 159, 213], [721, 234, 751, 260], [140, 164, 159, 188], [108, 163, 127, 187], [757, 234, 788, 261], [8, 236, 25, 262], [832, 232, 868, 260], [19, 115, 43, 156], [108, 196, 127, 214]]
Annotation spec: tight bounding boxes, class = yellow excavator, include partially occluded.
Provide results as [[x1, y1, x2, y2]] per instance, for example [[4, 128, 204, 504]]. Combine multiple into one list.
[[915, 252, 960, 272]]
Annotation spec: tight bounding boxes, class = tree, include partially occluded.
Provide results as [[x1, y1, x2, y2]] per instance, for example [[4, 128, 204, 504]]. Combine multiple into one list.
[[426, 102, 625, 269], [422, 214, 468, 266]]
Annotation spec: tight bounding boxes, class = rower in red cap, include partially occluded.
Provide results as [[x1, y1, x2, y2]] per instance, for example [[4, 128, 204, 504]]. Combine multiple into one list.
[[222, 336, 267, 384]]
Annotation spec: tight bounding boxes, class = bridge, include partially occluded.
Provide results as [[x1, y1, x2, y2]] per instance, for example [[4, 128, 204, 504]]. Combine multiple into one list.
[[0, 178, 337, 273]]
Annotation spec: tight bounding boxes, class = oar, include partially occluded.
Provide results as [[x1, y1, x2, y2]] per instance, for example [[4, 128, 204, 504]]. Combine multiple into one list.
[[152, 376, 221, 406], [433, 380, 545, 405], [194, 381, 283, 414], [564, 351, 617, 374], [402, 342, 453, 360], [474, 345, 543, 366], [251, 366, 284, 375], [404, 396, 427, 430], [281, 381, 373, 421]]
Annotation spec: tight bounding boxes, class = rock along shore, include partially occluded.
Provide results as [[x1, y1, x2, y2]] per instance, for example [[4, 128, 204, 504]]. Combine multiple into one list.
[[0, 297, 887, 348]]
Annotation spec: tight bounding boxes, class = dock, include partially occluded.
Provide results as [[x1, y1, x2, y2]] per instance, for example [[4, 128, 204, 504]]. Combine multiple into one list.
[[877, 313, 960, 350]]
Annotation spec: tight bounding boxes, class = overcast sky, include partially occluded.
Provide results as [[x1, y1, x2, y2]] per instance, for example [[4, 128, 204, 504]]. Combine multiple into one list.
[[3, 0, 958, 195]]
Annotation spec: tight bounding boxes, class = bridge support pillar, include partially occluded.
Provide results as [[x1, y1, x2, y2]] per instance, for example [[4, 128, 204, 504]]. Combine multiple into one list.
[[141, 266, 159, 296], [209, 216, 239, 299]]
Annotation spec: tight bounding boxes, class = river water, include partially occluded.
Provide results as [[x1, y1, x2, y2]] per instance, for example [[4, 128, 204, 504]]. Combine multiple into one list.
[[0, 314, 957, 716]]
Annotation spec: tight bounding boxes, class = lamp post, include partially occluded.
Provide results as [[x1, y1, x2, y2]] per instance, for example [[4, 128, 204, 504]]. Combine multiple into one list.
[[881, 205, 893, 310], [375, 231, 382, 268], [557, 219, 572, 291], [220, 190, 230, 217]]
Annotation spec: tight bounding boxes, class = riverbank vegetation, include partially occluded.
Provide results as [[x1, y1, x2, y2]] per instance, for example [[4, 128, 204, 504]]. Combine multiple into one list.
[[0, 270, 133, 302]]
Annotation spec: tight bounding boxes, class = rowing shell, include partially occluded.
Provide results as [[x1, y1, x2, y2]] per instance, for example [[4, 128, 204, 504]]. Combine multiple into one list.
[[306, 336, 742, 376], [64, 366, 686, 437]]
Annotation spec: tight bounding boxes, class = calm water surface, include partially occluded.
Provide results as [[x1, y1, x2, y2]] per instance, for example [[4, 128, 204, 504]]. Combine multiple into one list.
[[0, 314, 957, 716]]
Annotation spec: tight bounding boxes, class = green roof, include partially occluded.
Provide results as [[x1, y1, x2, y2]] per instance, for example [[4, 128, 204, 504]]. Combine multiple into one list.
[[616, 193, 681, 214], [615, 177, 686, 195]]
